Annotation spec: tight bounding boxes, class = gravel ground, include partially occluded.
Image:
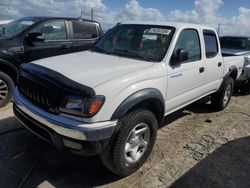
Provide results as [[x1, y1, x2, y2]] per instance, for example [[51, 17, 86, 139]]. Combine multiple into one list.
[[0, 93, 249, 188]]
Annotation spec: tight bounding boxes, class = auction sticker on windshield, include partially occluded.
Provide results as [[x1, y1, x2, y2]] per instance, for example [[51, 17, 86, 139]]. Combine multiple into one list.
[[148, 28, 171, 35]]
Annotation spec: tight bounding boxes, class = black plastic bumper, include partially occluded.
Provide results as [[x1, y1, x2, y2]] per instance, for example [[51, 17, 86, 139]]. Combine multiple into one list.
[[13, 104, 109, 156]]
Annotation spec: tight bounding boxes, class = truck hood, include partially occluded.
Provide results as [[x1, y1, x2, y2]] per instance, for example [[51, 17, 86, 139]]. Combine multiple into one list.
[[32, 50, 153, 88], [222, 48, 250, 58]]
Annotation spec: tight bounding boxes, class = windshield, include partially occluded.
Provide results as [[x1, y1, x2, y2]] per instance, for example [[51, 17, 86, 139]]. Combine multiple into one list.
[[220, 37, 250, 51], [92, 24, 175, 62], [0, 18, 39, 38]]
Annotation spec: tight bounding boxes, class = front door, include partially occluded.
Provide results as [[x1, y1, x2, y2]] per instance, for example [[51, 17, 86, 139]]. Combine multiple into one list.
[[23, 20, 72, 62], [166, 29, 206, 113]]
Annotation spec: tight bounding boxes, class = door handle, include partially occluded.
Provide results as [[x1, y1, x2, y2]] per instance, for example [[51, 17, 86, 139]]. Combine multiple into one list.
[[61, 45, 70, 49], [218, 62, 222, 67], [170, 73, 183, 78], [199, 67, 205, 73]]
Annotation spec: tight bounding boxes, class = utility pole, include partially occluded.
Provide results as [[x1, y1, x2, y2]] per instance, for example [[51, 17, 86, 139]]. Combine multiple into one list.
[[91, 8, 94, 20], [217, 24, 221, 36], [84, 6, 86, 17]]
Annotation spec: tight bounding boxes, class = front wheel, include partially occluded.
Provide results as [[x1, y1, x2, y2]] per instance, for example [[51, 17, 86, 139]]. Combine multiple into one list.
[[211, 77, 234, 111], [0, 71, 14, 107], [100, 109, 157, 176]]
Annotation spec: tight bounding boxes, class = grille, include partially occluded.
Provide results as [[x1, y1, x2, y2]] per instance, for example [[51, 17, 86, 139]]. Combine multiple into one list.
[[18, 75, 60, 113]]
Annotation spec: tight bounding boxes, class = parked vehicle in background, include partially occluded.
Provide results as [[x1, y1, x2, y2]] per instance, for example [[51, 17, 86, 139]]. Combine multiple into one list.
[[13, 22, 244, 176], [0, 17, 103, 107], [220, 36, 250, 93]]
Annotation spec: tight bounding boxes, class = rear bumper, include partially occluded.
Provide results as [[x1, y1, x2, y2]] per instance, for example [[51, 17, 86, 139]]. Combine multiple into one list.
[[13, 88, 117, 155]]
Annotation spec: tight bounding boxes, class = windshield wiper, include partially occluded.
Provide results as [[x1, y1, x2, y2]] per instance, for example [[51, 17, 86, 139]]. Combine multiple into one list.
[[113, 49, 152, 62]]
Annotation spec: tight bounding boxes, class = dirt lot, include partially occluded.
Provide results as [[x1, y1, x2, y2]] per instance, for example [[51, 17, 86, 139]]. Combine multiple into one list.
[[0, 94, 249, 188]]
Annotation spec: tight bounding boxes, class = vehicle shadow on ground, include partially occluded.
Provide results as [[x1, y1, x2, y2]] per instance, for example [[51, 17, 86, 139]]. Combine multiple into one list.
[[170, 136, 250, 188], [158, 98, 214, 126], [180, 89, 250, 115], [0, 117, 121, 188], [158, 108, 192, 129], [233, 87, 250, 96]]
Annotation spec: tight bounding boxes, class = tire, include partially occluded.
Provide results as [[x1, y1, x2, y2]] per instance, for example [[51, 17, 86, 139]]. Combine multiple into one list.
[[100, 109, 158, 176], [211, 77, 234, 111], [0, 71, 14, 107]]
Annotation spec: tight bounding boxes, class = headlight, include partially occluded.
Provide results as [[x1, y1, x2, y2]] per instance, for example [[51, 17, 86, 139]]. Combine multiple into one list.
[[59, 95, 105, 117], [244, 57, 250, 66]]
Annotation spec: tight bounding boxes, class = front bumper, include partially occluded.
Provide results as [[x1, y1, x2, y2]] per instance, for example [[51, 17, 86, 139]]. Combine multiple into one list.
[[13, 88, 117, 155]]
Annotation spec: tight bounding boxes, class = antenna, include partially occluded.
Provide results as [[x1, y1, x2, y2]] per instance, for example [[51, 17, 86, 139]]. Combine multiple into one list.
[[217, 24, 221, 35]]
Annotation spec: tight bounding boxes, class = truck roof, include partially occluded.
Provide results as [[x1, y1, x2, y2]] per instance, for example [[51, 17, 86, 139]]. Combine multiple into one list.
[[19, 16, 99, 24], [120, 21, 216, 31]]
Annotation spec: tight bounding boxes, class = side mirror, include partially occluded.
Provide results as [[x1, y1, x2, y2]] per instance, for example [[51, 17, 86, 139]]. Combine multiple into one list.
[[170, 49, 189, 66], [176, 49, 188, 62], [25, 32, 45, 43]]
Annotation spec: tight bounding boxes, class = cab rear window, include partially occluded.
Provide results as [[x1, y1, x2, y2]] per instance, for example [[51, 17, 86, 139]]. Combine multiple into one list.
[[72, 21, 97, 39]]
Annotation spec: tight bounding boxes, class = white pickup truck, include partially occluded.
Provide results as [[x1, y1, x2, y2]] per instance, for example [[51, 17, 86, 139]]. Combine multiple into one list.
[[13, 22, 244, 176]]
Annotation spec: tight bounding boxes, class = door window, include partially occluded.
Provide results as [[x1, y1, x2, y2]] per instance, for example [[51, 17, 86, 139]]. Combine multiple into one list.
[[203, 30, 218, 58], [174, 29, 201, 63], [31, 20, 67, 40], [72, 21, 97, 39]]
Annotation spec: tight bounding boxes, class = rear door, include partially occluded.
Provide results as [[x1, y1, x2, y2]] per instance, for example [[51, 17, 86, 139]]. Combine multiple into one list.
[[23, 19, 72, 62], [69, 20, 99, 53], [203, 30, 224, 91], [166, 28, 207, 113]]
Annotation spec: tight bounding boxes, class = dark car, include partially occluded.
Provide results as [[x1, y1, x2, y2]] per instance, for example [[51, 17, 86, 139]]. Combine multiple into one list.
[[0, 17, 103, 107]]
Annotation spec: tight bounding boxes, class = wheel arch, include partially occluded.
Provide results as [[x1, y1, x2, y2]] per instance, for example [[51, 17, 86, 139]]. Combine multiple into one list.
[[0, 59, 19, 84], [111, 88, 165, 122], [218, 66, 237, 93], [228, 65, 238, 81]]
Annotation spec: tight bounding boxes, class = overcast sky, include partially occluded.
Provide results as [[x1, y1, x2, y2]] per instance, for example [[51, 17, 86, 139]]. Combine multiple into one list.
[[0, 0, 249, 35]]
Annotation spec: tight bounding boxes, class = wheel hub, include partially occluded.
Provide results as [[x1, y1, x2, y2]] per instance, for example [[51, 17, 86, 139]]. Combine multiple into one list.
[[223, 84, 232, 105], [124, 123, 150, 163], [0, 79, 8, 102]]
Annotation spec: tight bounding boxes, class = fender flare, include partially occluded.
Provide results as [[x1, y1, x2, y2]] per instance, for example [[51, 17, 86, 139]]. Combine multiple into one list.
[[111, 88, 165, 121], [0, 59, 19, 74], [218, 65, 237, 92], [227, 65, 238, 79]]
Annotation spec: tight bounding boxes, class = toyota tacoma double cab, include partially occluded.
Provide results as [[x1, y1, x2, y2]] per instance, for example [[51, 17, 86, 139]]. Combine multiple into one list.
[[220, 36, 250, 93], [0, 17, 103, 107], [13, 22, 243, 176]]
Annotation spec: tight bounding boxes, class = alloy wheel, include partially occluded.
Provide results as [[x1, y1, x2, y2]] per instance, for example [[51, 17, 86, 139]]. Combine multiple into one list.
[[124, 123, 150, 163], [0, 79, 8, 102]]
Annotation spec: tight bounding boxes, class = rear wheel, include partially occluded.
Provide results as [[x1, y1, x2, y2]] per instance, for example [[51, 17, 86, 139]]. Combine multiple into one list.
[[0, 71, 14, 107], [100, 109, 157, 176], [211, 77, 234, 111]]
